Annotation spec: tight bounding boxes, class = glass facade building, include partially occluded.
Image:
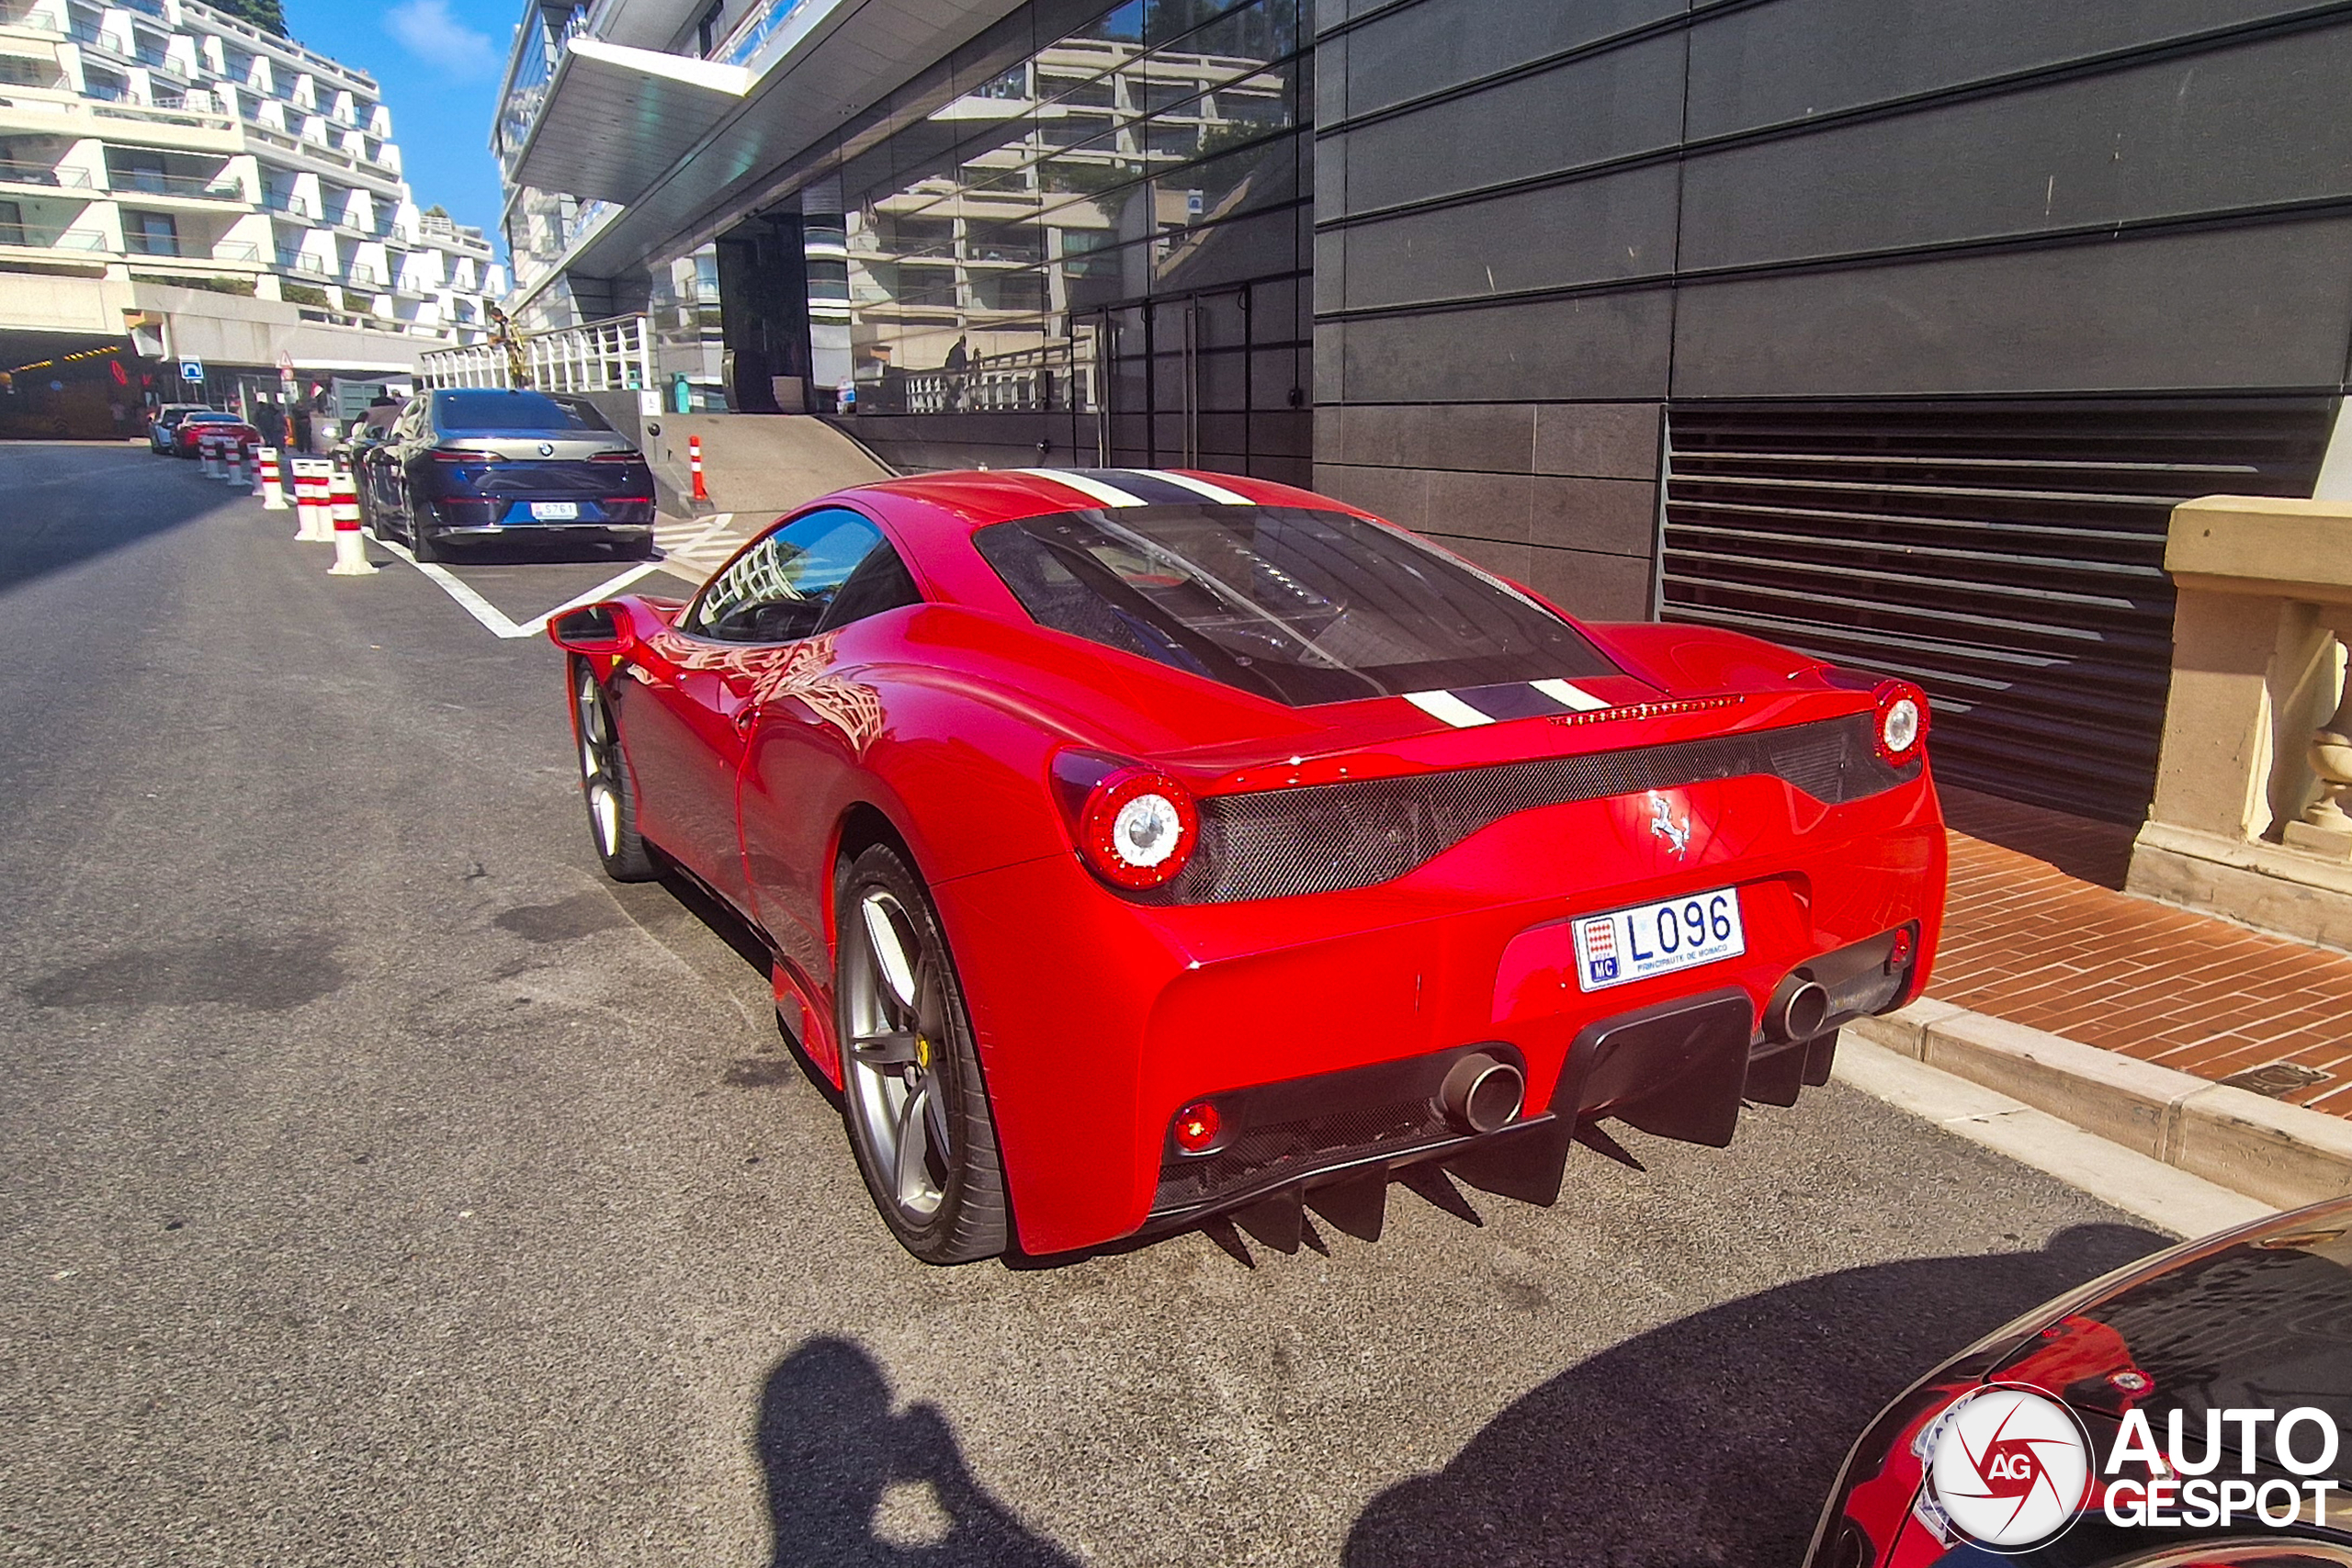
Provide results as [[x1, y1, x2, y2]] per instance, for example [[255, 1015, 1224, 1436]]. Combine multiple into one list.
[[820, 0, 1310, 480]]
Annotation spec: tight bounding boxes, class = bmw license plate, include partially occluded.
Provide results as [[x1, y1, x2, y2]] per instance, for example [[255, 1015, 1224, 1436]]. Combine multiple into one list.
[[1572, 886, 1745, 992], [530, 501, 580, 521]]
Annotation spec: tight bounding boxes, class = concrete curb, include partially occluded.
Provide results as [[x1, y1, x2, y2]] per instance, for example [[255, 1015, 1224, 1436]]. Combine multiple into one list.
[[1848, 1002, 2352, 1212]]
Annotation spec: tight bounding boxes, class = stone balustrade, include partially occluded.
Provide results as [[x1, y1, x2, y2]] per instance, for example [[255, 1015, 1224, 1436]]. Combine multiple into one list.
[[2130, 496, 2352, 949]]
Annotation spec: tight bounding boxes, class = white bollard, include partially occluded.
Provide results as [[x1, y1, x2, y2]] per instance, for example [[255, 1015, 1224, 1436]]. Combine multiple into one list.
[[291, 457, 333, 541], [199, 431, 223, 479], [327, 469, 374, 576], [223, 441, 244, 486], [259, 447, 288, 511], [248, 444, 266, 499]]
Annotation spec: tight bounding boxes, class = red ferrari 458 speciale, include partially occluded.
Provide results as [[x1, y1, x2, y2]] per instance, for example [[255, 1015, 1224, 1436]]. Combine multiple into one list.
[[549, 467, 1945, 1263]]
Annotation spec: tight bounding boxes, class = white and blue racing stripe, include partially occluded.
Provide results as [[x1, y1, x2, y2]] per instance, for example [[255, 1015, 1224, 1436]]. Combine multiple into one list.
[[1014, 468, 1256, 507], [1405, 679, 1612, 728]]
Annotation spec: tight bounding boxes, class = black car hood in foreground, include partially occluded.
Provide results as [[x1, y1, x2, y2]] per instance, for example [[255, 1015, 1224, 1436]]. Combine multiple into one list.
[[1812, 1199, 2352, 1567]]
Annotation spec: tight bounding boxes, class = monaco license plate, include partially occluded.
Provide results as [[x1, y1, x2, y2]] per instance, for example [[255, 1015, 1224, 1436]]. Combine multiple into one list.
[[529, 501, 580, 521], [1572, 886, 1745, 992]]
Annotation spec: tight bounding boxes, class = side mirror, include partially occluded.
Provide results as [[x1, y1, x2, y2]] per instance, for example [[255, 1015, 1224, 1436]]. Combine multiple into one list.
[[548, 602, 632, 655]]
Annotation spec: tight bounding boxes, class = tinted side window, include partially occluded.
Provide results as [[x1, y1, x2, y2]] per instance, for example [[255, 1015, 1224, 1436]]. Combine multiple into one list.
[[687, 509, 918, 643]]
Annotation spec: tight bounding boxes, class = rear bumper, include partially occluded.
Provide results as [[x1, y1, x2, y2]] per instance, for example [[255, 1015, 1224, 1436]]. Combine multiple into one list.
[[933, 768, 1946, 1256]]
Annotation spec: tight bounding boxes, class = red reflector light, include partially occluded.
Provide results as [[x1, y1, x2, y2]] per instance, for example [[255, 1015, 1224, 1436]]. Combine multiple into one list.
[[1171, 1100, 1221, 1156], [1888, 927, 1916, 968], [589, 450, 645, 463]]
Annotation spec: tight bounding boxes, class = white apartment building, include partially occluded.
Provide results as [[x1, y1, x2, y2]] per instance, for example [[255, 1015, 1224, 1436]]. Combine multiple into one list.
[[0, 0, 509, 435]]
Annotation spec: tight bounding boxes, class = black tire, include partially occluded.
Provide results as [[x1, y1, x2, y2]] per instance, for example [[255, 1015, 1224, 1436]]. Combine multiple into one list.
[[572, 660, 658, 881], [834, 843, 1010, 1264]]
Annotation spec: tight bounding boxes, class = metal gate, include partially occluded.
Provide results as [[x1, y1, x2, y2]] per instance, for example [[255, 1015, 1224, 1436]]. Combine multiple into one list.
[[1661, 399, 2334, 822]]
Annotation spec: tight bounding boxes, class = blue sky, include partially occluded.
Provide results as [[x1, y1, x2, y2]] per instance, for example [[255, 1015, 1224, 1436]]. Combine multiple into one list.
[[283, 0, 518, 247]]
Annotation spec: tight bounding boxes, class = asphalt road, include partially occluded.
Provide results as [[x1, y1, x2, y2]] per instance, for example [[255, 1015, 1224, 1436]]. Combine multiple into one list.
[[0, 442, 2167, 1568]]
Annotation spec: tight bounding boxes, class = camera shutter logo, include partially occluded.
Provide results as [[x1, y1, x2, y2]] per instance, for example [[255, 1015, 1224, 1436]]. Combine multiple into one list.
[[1926, 1384, 2094, 1551]]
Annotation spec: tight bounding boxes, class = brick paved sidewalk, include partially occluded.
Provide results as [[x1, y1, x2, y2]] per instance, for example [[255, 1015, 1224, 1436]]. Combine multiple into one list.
[[1929, 786, 2352, 1114]]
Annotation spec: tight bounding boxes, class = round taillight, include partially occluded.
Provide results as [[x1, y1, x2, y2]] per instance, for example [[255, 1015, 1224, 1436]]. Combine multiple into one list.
[[1079, 767, 1199, 889], [1171, 1100, 1222, 1156], [1873, 681, 1929, 765]]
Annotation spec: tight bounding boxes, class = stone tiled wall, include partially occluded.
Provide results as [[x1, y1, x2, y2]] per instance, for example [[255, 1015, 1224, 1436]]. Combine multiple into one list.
[[1312, 400, 1661, 621]]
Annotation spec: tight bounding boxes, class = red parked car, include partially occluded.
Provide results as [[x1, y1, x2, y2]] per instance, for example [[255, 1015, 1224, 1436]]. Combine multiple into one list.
[[549, 468, 1947, 1263], [175, 412, 255, 457]]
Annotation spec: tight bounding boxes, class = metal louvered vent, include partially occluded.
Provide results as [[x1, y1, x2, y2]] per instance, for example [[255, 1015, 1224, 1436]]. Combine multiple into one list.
[[1662, 400, 2334, 823]]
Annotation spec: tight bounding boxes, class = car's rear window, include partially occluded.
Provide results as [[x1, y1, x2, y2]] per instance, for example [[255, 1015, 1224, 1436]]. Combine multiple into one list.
[[971, 504, 1620, 706], [431, 389, 571, 431]]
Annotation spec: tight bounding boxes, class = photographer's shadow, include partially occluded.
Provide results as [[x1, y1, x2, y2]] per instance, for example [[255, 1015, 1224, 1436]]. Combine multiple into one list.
[[755, 1337, 1078, 1568], [1341, 1223, 2166, 1568]]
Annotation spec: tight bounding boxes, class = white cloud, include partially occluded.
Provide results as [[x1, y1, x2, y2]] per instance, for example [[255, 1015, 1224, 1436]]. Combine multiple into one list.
[[384, 0, 498, 79]]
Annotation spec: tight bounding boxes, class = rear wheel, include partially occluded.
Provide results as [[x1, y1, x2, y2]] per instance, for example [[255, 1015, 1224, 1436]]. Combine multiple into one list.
[[574, 660, 657, 881], [835, 844, 1009, 1264]]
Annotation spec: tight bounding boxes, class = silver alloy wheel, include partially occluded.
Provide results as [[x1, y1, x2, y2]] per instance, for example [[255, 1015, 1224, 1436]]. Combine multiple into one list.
[[577, 668, 621, 857], [845, 890, 952, 1220]]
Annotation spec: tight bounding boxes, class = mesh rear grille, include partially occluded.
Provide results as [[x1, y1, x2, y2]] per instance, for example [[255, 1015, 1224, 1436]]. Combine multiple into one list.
[[1142, 711, 1913, 905]]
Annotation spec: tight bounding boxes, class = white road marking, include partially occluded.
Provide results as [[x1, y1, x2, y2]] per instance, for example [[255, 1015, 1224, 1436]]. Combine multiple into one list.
[[1834, 1038, 2273, 1238], [1532, 677, 1611, 712], [1404, 689, 1494, 728], [1015, 468, 1146, 507], [368, 530, 682, 641]]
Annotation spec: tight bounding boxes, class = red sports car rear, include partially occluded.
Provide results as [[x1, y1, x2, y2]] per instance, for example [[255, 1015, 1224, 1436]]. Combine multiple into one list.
[[551, 468, 1946, 1262]]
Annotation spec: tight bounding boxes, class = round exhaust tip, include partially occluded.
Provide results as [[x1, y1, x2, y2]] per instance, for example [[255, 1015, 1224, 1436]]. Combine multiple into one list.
[[1766, 976, 1832, 1043], [1441, 1052, 1525, 1134]]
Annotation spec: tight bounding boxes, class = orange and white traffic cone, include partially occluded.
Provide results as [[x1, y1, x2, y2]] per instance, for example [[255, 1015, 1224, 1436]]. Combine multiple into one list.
[[328, 469, 374, 576], [689, 434, 708, 503], [259, 447, 288, 510]]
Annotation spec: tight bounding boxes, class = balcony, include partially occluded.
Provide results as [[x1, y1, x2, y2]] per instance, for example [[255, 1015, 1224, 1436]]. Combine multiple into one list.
[[108, 166, 241, 200], [273, 247, 325, 275], [707, 0, 820, 68], [123, 229, 180, 255], [260, 188, 314, 220], [243, 120, 395, 186], [0, 158, 91, 188], [498, 30, 748, 207]]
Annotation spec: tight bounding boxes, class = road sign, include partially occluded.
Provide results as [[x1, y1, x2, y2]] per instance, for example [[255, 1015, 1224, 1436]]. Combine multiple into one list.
[[277, 349, 294, 375], [178, 357, 204, 382]]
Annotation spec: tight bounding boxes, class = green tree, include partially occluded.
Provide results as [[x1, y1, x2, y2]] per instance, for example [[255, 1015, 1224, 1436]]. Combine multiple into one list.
[[208, 0, 288, 35]]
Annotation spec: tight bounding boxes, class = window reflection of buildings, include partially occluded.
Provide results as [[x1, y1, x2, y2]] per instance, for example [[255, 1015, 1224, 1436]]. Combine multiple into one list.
[[840, 0, 1302, 412]]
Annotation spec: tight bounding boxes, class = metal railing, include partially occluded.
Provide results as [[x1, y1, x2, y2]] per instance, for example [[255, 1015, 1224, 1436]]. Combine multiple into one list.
[[710, 0, 820, 67], [418, 311, 652, 394], [122, 231, 179, 255], [0, 6, 59, 28], [261, 189, 314, 219], [109, 167, 239, 198], [210, 240, 259, 262]]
